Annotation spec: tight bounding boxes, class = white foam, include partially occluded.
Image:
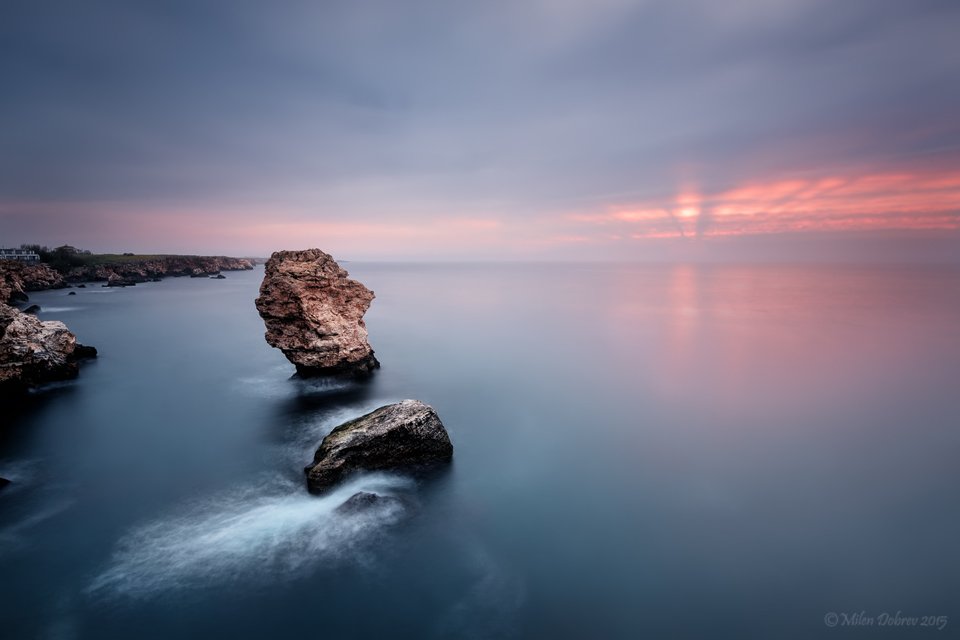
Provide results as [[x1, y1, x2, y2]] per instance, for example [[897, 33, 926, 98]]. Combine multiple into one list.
[[38, 306, 80, 313], [87, 473, 412, 598], [234, 366, 356, 399], [0, 473, 76, 558], [434, 541, 527, 639]]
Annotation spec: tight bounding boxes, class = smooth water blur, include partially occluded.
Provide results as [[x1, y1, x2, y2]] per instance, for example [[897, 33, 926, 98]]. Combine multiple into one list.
[[2, 263, 959, 639]]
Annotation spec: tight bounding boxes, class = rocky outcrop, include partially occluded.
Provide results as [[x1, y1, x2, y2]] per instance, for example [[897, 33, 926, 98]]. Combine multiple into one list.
[[0, 303, 96, 393], [305, 400, 453, 494], [255, 249, 379, 377], [2, 256, 252, 299], [0, 261, 66, 303], [63, 256, 253, 284]]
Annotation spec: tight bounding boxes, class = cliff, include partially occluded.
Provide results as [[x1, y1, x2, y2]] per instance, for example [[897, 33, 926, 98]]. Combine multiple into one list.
[[1, 255, 254, 302], [62, 255, 254, 284], [0, 261, 67, 303]]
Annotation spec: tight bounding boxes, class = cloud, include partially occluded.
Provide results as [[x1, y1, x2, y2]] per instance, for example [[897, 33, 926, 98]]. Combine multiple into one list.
[[568, 167, 960, 239], [1, 0, 959, 259]]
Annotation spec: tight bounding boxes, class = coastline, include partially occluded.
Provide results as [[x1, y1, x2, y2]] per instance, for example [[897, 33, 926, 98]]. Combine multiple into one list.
[[0, 254, 254, 394], [0, 254, 256, 304]]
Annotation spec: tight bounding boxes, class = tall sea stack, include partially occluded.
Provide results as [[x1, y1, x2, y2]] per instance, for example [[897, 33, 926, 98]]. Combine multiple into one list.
[[255, 249, 380, 377]]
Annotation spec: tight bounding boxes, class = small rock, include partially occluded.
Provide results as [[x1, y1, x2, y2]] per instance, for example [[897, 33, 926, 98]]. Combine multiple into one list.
[[68, 291, 77, 296], [334, 491, 401, 514], [72, 344, 98, 360], [77, 284, 86, 288], [305, 400, 453, 494], [0, 477, 9, 491], [23, 304, 41, 314]]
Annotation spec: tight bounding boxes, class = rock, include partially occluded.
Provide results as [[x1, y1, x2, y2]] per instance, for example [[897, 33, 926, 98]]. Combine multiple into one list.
[[1, 261, 68, 304], [23, 305, 41, 314], [211, 273, 226, 279], [68, 291, 77, 296], [77, 284, 86, 288], [0, 303, 96, 392], [255, 249, 379, 377], [334, 491, 402, 514], [73, 344, 98, 359], [105, 275, 137, 287], [305, 400, 453, 494], [0, 477, 9, 491], [61, 256, 252, 285]]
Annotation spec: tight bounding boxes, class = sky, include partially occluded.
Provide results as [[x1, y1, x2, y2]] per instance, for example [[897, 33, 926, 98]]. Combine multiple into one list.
[[1, 0, 959, 261]]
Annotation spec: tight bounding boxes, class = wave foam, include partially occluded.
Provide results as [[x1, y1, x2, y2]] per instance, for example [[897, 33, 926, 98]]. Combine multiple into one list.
[[88, 473, 413, 598]]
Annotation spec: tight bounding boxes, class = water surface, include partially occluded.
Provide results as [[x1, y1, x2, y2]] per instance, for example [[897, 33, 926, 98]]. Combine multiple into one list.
[[2, 263, 959, 639]]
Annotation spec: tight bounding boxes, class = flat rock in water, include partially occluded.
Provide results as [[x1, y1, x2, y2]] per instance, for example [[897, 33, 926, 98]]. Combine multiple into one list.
[[305, 400, 453, 494]]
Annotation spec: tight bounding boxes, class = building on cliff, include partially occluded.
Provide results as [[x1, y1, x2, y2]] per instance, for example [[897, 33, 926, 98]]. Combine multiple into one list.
[[0, 248, 41, 263]]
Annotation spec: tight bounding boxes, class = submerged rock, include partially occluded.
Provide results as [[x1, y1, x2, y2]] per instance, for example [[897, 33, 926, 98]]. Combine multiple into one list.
[[0, 477, 9, 491], [73, 344, 98, 359], [305, 400, 453, 494], [255, 249, 379, 377], [68, 291, 77, 296], [23, 304, 41, 314], [0, 303, 96, 393], [334, 491, 402, 514]]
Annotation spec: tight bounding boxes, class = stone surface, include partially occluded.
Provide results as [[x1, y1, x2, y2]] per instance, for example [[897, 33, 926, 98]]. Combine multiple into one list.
[[2, 256, 252, 302], [334, 491, 402, 514], [63, 256, 253, 284], [0, 261, 66, 303], [305, 400, 453, 494], [0, 303, 96, 392], [0, 477, 9, 491], [255, 249, 379, 376]]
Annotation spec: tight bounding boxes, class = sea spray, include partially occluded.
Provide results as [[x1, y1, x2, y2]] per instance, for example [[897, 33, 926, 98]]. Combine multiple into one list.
[[87, 473, 413, 598]]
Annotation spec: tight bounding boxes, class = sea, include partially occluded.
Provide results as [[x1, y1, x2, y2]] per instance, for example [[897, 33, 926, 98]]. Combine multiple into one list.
[[1, 262, 959, 639]]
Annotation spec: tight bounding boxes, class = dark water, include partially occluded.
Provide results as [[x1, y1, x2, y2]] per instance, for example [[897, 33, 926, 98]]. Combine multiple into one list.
[[2, 263, 959, 639]]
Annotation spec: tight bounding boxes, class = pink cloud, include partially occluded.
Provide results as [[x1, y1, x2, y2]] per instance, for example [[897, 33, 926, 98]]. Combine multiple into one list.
[[565, 167, 960, 241]]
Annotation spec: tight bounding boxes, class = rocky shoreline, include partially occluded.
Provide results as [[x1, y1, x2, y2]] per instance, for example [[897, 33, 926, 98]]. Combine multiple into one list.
[[0, 254, 251, 393], [0, 302, 97, 394], [3, 248, 455, 507], [0, 261, 66, 302], [0, 255, 253, 298]]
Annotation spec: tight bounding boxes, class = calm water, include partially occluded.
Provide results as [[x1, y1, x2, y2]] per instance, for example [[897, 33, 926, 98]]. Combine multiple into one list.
[[1, 263, 959, 639]]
